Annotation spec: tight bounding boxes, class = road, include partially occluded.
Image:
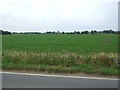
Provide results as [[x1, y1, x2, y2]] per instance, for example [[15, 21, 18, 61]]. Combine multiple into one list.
[[2, 72, 119, 88]]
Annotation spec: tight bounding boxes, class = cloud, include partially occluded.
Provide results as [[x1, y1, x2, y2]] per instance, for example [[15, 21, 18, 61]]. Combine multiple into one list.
[[97, 0, 119, 3], [0, 0, 118, 32]]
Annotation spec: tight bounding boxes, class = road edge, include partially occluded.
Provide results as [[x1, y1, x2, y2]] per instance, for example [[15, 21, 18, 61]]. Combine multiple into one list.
[[1, 71, 119, 80]]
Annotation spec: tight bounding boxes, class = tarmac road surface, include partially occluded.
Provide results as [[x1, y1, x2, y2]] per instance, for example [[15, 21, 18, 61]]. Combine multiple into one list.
[[1, 72, 119, 88]]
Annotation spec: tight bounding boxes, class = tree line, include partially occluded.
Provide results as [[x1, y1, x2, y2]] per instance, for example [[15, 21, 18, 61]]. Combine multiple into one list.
[[0, 29, 120, 35], [0, 30, 11, 35]]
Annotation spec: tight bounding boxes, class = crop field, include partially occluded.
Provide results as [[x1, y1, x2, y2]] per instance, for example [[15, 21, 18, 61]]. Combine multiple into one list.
[[2, 34, 120, 76]]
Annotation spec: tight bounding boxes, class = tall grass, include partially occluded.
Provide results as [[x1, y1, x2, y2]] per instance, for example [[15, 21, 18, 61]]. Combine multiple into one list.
[[2, 50, 120, 75]]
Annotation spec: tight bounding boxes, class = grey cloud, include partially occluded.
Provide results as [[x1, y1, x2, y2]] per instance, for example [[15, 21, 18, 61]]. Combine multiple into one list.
[[0, 0, 118, 32]]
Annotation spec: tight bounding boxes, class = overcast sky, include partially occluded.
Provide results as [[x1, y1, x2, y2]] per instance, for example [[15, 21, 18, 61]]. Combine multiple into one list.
[[0, 0, 119, 32]]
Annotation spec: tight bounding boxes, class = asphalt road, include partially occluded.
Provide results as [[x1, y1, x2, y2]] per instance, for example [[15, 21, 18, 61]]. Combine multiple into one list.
[[2, 72, 119, 88]]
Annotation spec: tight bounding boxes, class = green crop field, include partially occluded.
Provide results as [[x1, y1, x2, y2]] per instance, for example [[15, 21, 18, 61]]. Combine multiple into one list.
[[2, 34, 120, 76]]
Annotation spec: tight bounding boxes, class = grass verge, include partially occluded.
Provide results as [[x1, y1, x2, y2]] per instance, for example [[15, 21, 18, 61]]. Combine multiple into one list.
[[2, 50, 120, 76]]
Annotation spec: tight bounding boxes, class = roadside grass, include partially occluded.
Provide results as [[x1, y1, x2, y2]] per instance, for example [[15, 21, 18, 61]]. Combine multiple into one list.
[[2, 50, 120, 76]]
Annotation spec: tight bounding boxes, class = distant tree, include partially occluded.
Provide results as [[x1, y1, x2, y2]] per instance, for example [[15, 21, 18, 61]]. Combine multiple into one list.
[[109, 29, 115, 34], [1, 30, 11, 35], [91, 30, 97, 34], [81, 31, 84, 34], [103, 30, 108, 34], [74, 31, 76, 34], [91, 30, 94, 34], [84, 31, 89, 34], [53, 31, 56, 34], [12, 32, 19, 34], [62, 31, 65, 34], [102, 29, 116, 34], [20, 32, 24, 34], [81, 31, 89, 34], [66, 32, 74, 34], [76, 31, 80, 34], [46, 31, 54, 34], [94, 30, 97, 33]]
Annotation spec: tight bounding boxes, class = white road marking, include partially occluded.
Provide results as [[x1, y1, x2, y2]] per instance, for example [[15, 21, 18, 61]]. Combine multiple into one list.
[[1, 71, 119, 80]]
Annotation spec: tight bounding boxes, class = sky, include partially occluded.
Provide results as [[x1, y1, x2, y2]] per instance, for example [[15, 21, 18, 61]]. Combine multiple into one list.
[[0, 0, 119, 32]]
